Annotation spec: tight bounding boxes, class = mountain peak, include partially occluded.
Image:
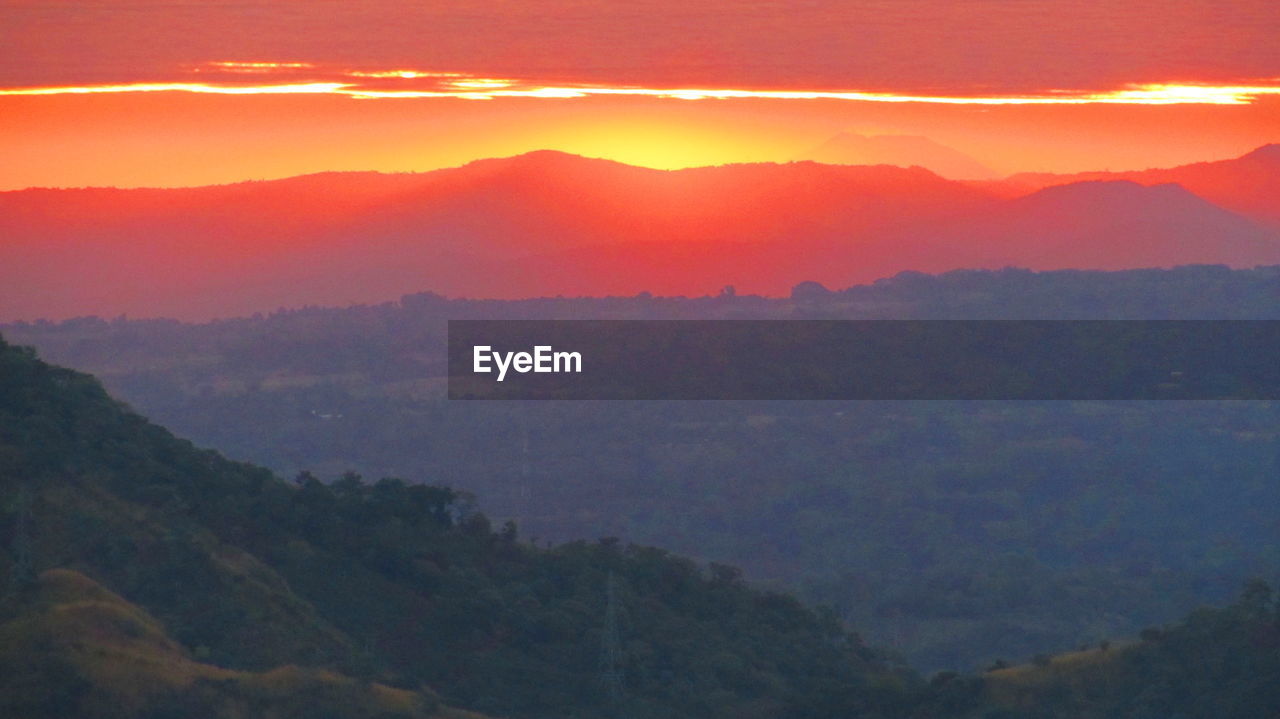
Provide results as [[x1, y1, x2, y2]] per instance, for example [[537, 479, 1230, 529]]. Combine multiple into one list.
[[1239, 143, 1280, 162], [1030, 179, 1147, 199], [1017, 180, 1219, 214], [454, 149, 646, 179], [508, 148, 589, 162], [796, 132, 997, 180], [483, 149, 625, 169]]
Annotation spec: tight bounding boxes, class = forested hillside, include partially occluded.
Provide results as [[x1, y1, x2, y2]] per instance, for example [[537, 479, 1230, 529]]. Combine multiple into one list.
[[3, 317, 1279, 718], [7, 265, 1278, 670], [0, 336, 918, 719]]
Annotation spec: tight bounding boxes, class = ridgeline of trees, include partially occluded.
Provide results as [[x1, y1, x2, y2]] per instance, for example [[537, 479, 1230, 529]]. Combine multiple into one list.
[[976, 579, 1280, 719]]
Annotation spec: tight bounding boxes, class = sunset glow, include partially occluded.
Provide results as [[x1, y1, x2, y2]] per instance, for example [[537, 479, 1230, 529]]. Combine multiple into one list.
[[346, 70, 465, 79], [1, 0, 1279, 320], [2, 1, 1277, 191], [204, 61, 317, 72]]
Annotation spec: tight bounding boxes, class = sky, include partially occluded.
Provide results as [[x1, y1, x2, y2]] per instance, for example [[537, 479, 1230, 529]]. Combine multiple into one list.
[[2, 0, 1279, 189]]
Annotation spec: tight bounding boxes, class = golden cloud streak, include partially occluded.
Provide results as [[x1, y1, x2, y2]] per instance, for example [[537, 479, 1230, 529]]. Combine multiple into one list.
[[346, 69, 465, 79], [4, 67, 1280, 106], [0, 82, 348, 96], [340, 83, 1280, 105], [209, 61, 315, 69], [198, 61, 318, 74]]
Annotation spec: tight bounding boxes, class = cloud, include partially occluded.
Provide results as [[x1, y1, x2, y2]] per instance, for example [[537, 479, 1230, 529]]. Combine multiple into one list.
[[4, 62, 1279, 106]]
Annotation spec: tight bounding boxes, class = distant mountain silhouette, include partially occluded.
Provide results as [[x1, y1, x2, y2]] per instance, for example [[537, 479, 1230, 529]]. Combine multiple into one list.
[[796, 133, 998, 180], [994, 144, 1280, 225], [1, 151, 1277, 319], [936, 180, 1280, 270], [0, 152, 992, 319], [460, 181, 1280, 297]]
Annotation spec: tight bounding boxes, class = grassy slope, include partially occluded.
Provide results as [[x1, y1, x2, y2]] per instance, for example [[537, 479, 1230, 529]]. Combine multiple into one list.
[[0, 569, 479, 719]]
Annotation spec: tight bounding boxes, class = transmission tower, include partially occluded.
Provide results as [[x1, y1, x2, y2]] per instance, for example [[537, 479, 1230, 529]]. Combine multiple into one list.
[[506, 414, 532, 533], [9, 484, 36, 593], [519, 416, 531, 502], [598, 572, 626, 708]]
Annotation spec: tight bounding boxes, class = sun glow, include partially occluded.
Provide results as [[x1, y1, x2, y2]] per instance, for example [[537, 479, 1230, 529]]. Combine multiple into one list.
[[448, 78, 516, 89], [200, 61, 317, 74], [208, 61, 315, 69], [346, 70, 465, 79]]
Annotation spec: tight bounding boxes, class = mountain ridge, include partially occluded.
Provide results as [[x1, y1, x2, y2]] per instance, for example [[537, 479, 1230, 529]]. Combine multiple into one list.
[[2, 148, 1279, 320], [996, 143, 1280, 223], [796, 132, 999, 180]]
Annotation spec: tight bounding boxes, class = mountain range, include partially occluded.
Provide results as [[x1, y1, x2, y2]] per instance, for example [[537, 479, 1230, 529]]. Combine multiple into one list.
[[2, 146, 1278, 320]]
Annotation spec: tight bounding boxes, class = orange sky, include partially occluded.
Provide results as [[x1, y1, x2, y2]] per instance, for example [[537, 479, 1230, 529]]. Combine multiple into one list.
[[2, 1, 1278, 189]]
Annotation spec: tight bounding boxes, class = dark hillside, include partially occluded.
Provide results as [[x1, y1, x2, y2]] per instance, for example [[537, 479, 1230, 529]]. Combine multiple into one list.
[[0, 335, 916, 719], [8, 265, 1278, 671]]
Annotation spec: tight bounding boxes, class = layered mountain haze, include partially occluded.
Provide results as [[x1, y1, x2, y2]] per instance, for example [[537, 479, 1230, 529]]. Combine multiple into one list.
[[796, 133, 999, 180], [2, 147, 1278, 320], [994, 143, 1280, 224], [0, 153, 994, 319], [943, 180, 1280, 270]]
